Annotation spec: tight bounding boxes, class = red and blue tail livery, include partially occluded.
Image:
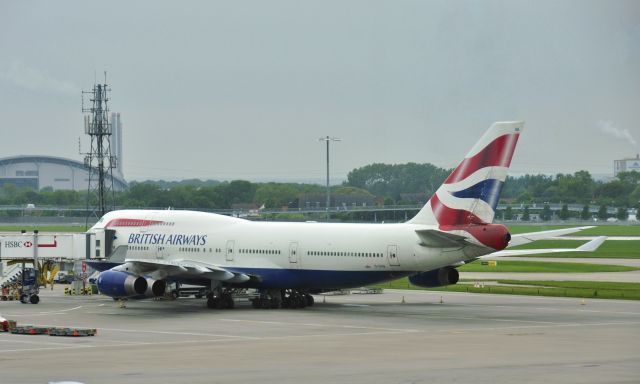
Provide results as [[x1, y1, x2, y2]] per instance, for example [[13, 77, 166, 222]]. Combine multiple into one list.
[[409, 121, 522, 228]]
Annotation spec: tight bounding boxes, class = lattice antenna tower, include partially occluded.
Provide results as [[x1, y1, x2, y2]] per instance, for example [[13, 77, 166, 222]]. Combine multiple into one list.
[[82, 72, 116, 224]]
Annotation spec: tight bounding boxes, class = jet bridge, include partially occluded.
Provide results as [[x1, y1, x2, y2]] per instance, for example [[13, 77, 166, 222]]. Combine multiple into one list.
[[0, 230, 114, 296]]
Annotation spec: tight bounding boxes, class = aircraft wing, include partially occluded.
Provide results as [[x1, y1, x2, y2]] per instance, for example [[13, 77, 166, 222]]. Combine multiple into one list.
[[507, 226, 595, 247], [479, 236, 607, 258], [116, 258, 251, 283]]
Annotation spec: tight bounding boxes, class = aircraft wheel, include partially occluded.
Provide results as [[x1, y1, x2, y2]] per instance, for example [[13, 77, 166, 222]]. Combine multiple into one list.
[[29, 294, 40, 304], [20, 294, 29, 304], [297, 295, 307, 309], [289, 295, 299, 309], [223, 294, 234, 309], [207, 297, 218, 309], [305, 294, 314, 307]]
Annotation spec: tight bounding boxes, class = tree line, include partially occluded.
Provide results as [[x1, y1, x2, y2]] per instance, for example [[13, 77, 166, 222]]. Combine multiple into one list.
[[0, 163, 638, 212], [346, 163, 640, 209]]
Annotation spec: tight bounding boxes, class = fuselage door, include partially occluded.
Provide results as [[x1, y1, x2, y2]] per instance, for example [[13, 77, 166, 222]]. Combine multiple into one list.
[[226, 240, 235, 262], [156, 245, 168, 260], [141, 212, 157, 233], [288, 242, 299, 268], [387, 244, 400, 266]]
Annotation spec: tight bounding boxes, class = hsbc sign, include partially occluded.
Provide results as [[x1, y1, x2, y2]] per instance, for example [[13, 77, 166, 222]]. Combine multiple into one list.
[[4, 241, 28, 248]]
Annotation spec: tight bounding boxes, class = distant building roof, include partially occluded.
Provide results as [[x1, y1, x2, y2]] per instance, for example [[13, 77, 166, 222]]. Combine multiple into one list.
[[0, 155, 127, 190]]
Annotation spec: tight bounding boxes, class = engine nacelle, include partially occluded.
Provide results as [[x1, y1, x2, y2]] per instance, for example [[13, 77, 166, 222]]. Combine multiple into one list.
[[97, 270, 148, 298], [143, 277, 167, 298], [409, 267, 459, 288]]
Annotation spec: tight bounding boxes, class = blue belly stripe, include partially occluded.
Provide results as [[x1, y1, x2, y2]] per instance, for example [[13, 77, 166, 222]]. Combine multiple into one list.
[[225, 267, 413, 290]]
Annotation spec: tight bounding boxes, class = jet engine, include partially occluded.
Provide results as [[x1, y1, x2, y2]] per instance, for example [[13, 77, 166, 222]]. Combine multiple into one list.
[[143, 277, 167, 298], [409, 267, 459, 288], [96, 270, 148, 298]]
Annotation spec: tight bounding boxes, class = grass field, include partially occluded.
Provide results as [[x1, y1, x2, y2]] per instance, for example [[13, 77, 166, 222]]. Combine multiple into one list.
[[371, 278, 640, 300], [496, 279, 640, 290], [0, 225, 87, 232], [458, 260, 638, 273], [509, 239, 640, 259], [506, 224, 640, 236], [506, 225, 573, 234], [570, 225, 640, 236]]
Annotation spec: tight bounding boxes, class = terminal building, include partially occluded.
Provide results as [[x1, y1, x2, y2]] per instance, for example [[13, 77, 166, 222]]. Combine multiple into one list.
[[0, 155, 127, 191], [0, 112, 126, 191], [614, 154, 640, 177]]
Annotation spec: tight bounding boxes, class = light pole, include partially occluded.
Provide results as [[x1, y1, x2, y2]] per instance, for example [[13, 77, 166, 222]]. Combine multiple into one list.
[[319, 136, 341, 221]]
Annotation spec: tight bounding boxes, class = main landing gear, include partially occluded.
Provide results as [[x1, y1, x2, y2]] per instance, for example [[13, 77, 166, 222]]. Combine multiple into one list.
[[206, 290, 235, 309], [250, 289, 314, 309], [204, 288, 315, 310]]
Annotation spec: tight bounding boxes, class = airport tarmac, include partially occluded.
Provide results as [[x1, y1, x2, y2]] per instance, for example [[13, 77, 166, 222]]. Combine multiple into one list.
[[1, 288, 639, 384]]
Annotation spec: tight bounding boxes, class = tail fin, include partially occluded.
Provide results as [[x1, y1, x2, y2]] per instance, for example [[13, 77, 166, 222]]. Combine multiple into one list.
[[408, 121, 523, 226]]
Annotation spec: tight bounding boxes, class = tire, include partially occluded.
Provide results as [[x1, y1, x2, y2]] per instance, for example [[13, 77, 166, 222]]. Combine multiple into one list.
[[207, 297, 218, 309], [29, 294, 40, 304], [225, 295, 235, 309], [305, 294, 314, 307], [20, 294, 29, 304]]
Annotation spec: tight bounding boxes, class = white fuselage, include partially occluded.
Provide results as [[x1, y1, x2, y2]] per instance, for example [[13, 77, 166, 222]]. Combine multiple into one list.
[[90, 209, 486, 289]]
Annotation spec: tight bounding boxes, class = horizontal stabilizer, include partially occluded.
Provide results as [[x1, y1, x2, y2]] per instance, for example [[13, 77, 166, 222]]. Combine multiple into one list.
[[508, 226, 595, 247], [480, 236, 607, 258], [415, 229, 468, 248], [577, 236, 607, 251]]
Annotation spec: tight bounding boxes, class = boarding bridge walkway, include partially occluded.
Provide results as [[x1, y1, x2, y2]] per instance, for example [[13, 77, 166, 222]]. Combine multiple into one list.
[[0, 230, 110, 286]]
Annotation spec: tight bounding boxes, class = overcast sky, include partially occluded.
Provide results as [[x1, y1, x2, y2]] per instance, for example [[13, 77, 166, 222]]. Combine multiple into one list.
[[1, 1, 638, 183]]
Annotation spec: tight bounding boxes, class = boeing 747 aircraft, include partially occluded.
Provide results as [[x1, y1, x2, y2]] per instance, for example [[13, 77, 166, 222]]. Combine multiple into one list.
[[88, 121, 601, 309]]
